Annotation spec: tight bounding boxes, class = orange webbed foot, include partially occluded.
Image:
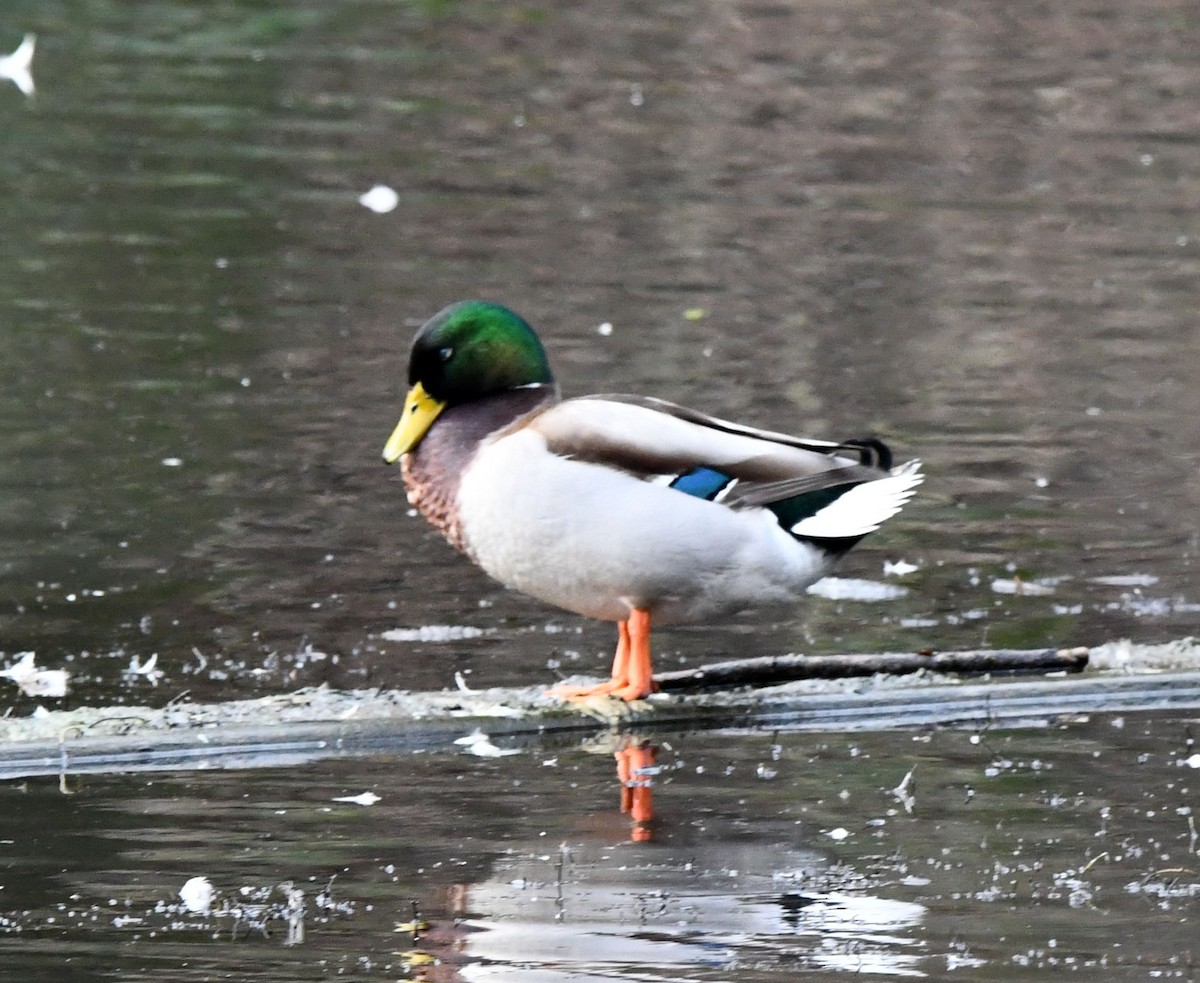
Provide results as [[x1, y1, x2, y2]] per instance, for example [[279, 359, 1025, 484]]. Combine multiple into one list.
[[545, 610, 659, 704], [545, 678, 627, 700]]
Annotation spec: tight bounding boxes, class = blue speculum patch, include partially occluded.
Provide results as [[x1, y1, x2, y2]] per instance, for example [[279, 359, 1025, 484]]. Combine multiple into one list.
[[669, 466, 733, 501]]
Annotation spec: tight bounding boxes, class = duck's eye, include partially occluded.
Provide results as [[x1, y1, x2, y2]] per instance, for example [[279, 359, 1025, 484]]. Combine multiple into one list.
[[438, 346, 454, 362]]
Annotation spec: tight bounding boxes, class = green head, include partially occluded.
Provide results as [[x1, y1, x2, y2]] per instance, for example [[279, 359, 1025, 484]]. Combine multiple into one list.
[[383, 301, 554, 463], [408, 300, 554, 404]]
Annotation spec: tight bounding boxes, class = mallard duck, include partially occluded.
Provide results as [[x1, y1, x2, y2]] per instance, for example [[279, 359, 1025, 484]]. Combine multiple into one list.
[[383, 301, 922, 702]]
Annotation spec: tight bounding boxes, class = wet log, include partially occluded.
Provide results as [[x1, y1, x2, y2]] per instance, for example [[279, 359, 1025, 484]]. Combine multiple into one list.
[[654, 647, 1089, 693]]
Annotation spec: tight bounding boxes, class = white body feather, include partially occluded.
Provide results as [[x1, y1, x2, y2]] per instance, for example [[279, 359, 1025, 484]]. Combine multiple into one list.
[[453, 397, 921, 624], [458, 430, 832, 623]]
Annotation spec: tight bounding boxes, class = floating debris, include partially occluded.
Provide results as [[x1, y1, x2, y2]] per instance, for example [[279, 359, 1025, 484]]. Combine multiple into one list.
[[892, 766, 916, 814], [0, 34, 35, 98], [455, 728, 520, 757], [381, 625, 487, 643], [1107, 594, 1200, 618], [278, 881, 305, 946], [807, 577, 908, 601], [990, 577, 1057, 597], [0, 652, 69, 698], [454, 728, 490, 747], [332, 791, 381, 806], [656, 647, 1086, 691], [123, 653, 164, 687], [359, 184, 399, 214], [179, 876, 215, 914], [1090, 574, 1159, 587]]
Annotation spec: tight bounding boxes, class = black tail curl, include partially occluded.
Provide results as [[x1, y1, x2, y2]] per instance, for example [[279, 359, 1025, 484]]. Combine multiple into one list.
[[839, 437, 893, 471]]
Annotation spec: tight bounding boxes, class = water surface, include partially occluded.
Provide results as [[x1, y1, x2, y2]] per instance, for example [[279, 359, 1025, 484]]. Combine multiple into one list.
[[2, 0, 1198, 704], [3, 715, 1199, 980], [2, 1, 1200, 978]]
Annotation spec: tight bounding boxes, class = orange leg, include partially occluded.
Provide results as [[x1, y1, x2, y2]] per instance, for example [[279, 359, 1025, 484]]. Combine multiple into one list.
[[609, 618, 632, 688], [609, 609, 656, 701], [616, 740, 657, 840], [546, 609, 658, 702]]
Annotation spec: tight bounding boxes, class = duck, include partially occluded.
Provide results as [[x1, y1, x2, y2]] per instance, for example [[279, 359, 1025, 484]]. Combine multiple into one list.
[[382, 301, 922, 702]]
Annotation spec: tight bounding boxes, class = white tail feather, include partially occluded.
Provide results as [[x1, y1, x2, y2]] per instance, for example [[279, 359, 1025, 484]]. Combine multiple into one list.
[[791, 460, 923, 539]]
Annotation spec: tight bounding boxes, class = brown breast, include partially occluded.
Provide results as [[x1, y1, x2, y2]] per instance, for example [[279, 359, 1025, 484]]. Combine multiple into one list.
[[398, 385, 558, 559], [402, 451, 470, 555]]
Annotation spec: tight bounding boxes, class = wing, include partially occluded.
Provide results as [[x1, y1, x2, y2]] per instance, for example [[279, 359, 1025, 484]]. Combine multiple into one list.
[[584, 394, 892, 467], [526, 394, 920, 545], [530, 394, 888, 481]]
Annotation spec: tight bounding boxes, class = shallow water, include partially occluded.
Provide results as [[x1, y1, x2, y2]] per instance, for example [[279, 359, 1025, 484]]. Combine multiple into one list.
[[3, 715, 1200, 980], [2, 0, 1200, 977]]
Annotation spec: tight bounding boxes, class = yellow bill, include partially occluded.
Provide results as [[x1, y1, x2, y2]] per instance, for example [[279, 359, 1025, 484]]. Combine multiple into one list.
[[382, 382, 445, 463]]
